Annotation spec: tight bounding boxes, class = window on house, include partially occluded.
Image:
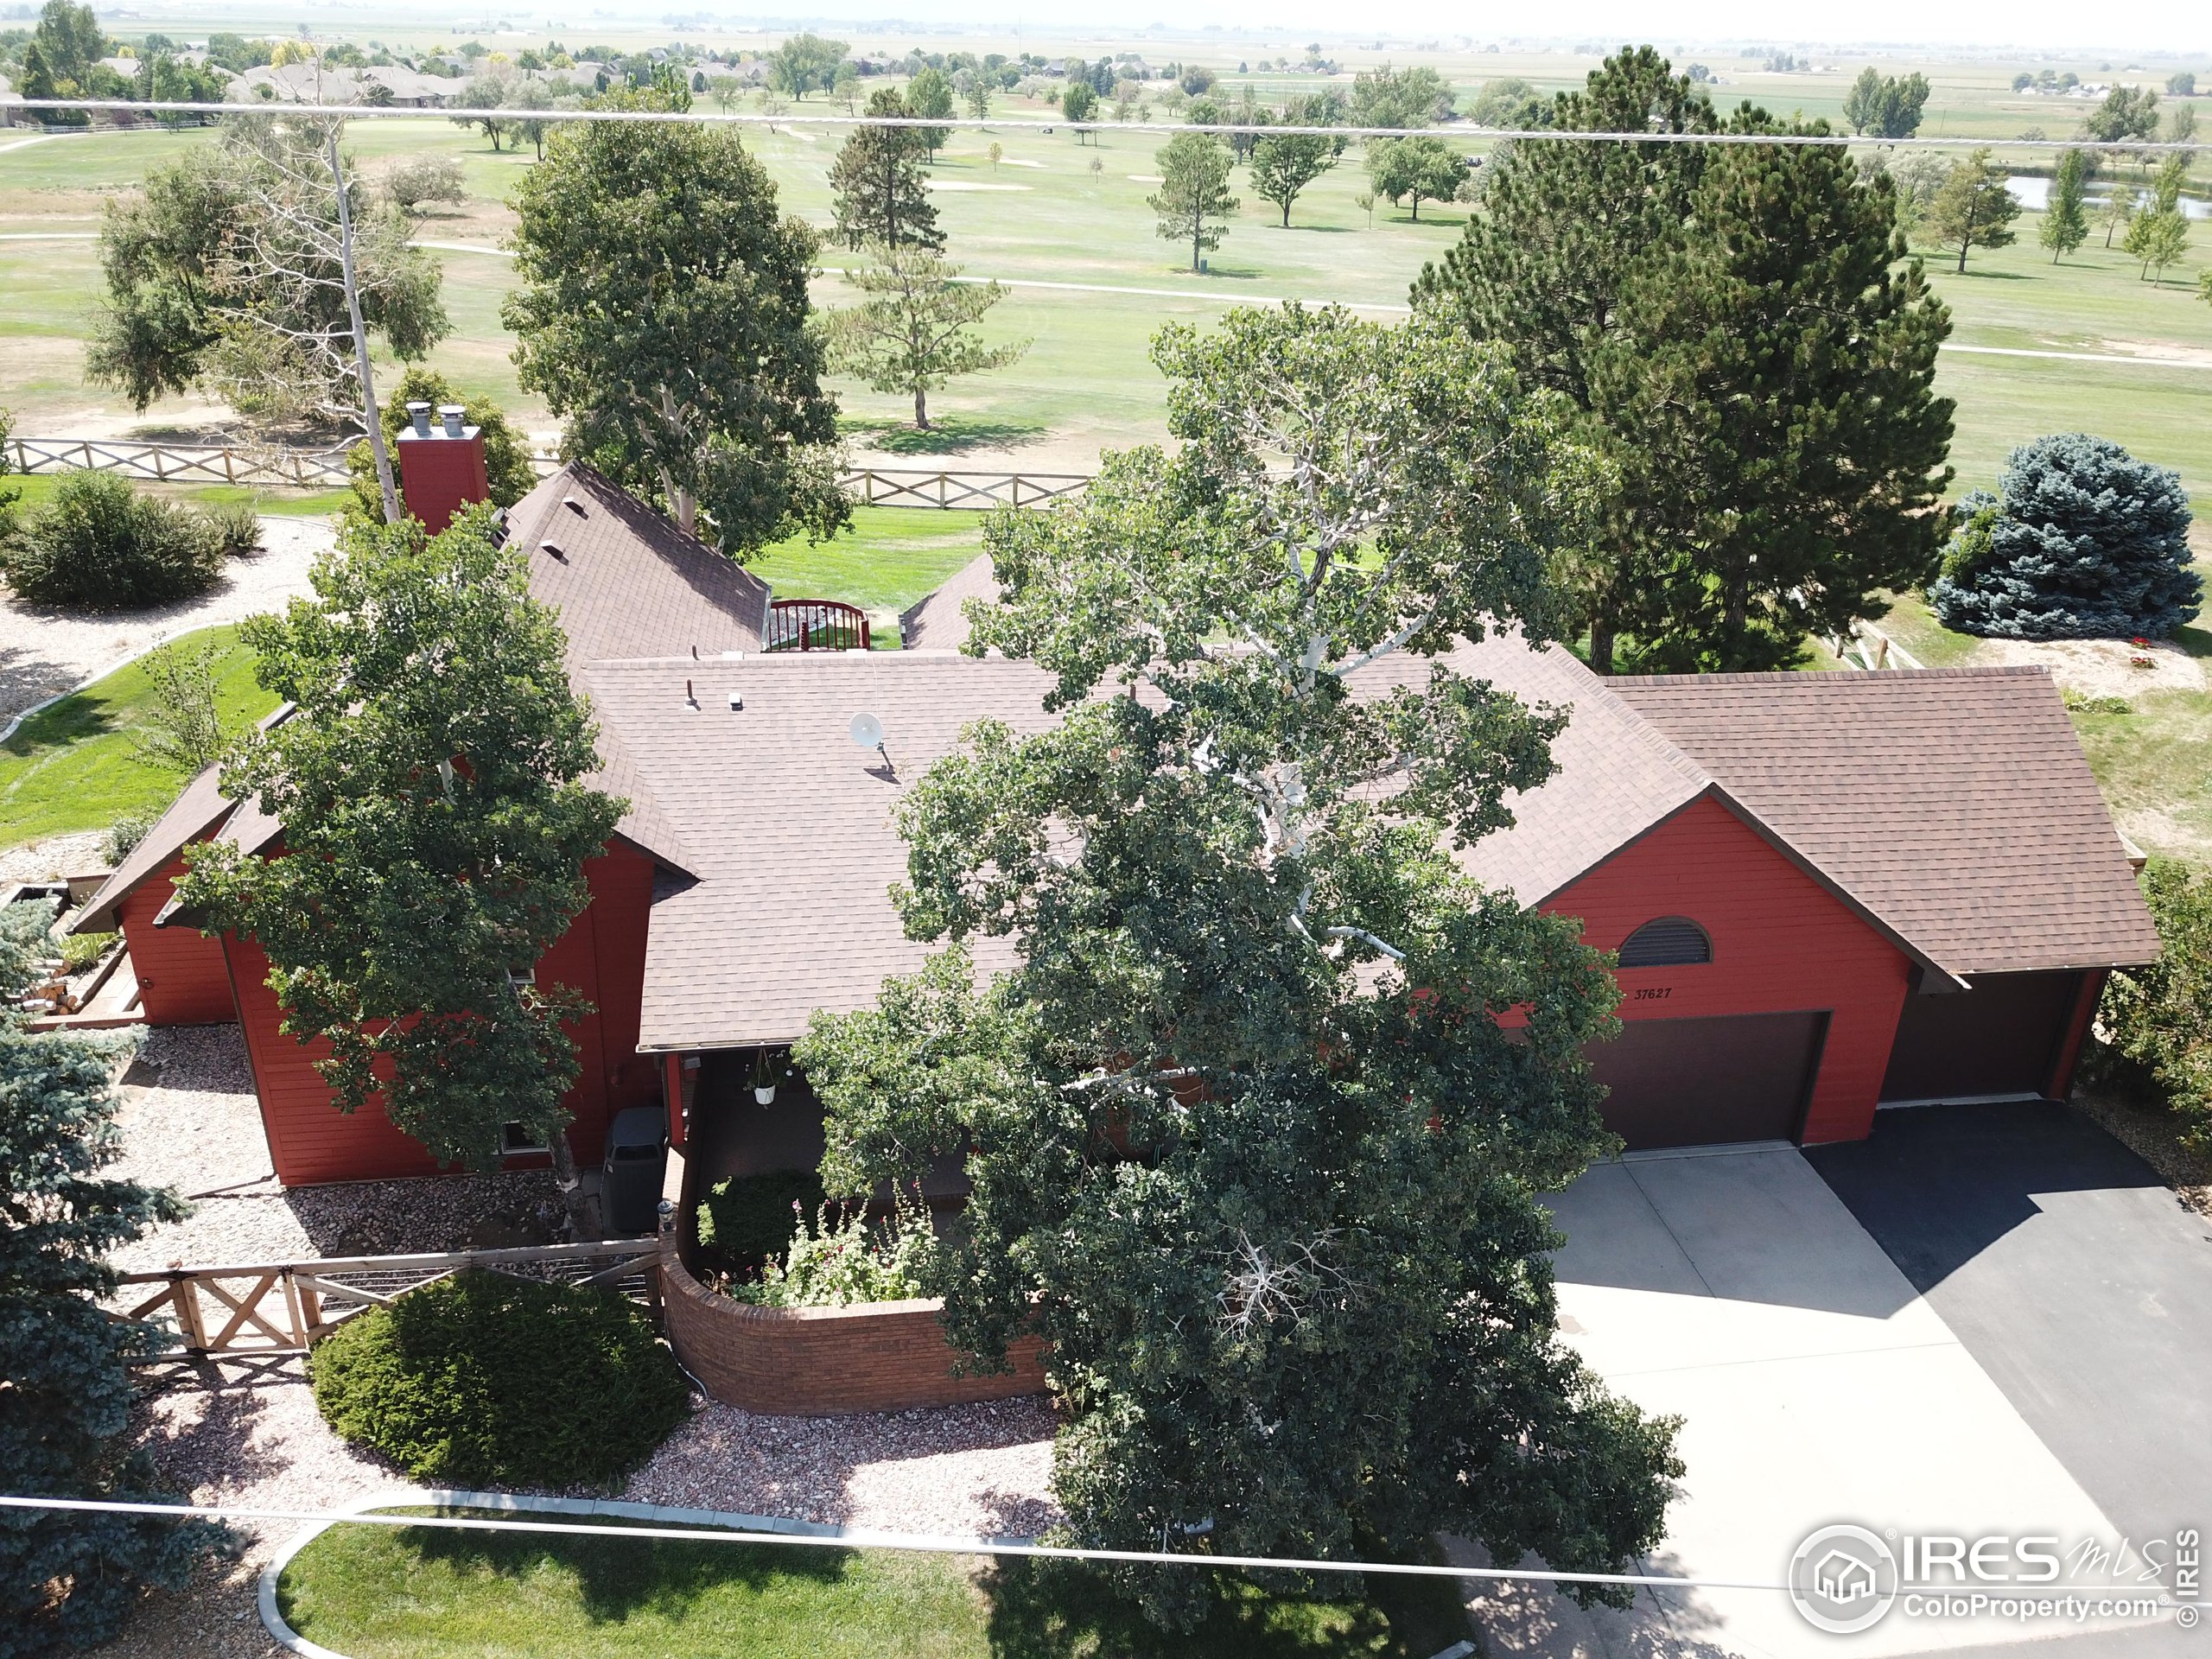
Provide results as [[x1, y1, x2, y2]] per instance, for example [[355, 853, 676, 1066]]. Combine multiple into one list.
[[1618, 916, 1713, 969], [500, 1121, 547, 1154]]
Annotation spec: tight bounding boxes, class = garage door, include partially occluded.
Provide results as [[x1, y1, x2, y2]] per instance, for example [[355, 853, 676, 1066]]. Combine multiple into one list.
[[1586, 1011, 1829, 1150], [1879, 970, 2082, 1105]]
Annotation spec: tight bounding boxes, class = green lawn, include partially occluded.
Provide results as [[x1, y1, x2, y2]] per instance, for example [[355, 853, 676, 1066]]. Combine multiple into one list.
[[748, 506, 991, 635], [6, 474, 352, 518], [276, 1512, 1468, 1659], [0, 623, 279, 848]]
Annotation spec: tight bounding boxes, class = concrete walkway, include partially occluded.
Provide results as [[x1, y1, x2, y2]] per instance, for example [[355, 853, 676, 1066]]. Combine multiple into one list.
[[1469, 1147, 2130, 1659]]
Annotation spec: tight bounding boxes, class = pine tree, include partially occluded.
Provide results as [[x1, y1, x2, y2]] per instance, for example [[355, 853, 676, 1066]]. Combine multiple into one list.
[[826, 245, 1029, 429], [1930, 433, 2202, 639], [0, 899, 226, 1655], [827, 87, 944, 254], [1148, 131, 1237, 271], [2040, 148, 2090, 262], [1414, 48, 1713, 672]]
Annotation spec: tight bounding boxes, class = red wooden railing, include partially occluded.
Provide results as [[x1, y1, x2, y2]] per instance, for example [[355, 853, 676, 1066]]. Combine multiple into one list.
[[766, 599, 871, 652]]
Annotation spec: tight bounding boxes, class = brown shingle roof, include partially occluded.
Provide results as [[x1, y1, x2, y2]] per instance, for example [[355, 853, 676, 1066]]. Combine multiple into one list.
[[582, 653, 1063, 1050], [70, 763, 235, 933], [508, 464, 769, 666], [899, 552, 999, 651], [1610, 667, 2159, 976]]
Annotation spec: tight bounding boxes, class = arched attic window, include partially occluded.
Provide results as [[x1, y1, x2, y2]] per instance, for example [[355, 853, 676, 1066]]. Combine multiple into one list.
[[1617, 916, 1713, 969]]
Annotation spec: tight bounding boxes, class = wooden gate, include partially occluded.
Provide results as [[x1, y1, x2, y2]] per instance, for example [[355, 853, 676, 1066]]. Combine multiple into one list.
[[111, 1238, 664, 1361]]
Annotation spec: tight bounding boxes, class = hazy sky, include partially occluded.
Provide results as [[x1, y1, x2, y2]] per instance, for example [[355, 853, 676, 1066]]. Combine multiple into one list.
[[743, 0, 2206, 55]]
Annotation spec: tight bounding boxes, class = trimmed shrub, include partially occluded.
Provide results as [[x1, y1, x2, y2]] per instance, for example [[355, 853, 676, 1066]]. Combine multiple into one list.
[[197, 498, 264, 556], [1929, 433, 2201, 639], [0, 473, 226, 610], [102, 810, 159, 865], [309, 1270, 690, 1490], [2090, 858, 2212, 1146], [731, 1187, 939, 1309], [694, 1167, 824, 1275]]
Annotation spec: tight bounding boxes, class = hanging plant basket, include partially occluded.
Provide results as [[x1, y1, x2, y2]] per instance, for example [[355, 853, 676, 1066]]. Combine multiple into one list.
[[752, 1046, 788, 1107]]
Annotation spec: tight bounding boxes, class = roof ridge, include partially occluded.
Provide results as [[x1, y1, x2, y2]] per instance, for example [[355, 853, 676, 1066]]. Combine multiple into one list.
[[1611, 664, 2056, 686], [1528, 642, 1715, 794]]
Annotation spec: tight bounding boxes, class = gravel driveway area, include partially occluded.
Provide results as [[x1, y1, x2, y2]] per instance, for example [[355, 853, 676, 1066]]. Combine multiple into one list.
[[0, 515, 332, 721]]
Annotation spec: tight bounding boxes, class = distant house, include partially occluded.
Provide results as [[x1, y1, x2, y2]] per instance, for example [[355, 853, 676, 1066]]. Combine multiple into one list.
[[72, 437, 2160, 1190]]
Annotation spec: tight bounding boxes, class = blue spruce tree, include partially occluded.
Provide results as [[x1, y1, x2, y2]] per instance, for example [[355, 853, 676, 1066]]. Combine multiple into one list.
[[1930, 433, 2201, 639], [0, 901, 226, 1654]]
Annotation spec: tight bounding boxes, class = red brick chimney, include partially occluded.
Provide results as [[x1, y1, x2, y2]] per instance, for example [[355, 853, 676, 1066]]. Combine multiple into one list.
[[394, 401, 490, 534]]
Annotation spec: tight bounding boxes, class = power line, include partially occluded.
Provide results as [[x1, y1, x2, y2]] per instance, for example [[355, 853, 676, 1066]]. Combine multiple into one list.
[[5, 99, 2207, 150], [0, 1493, 1794, 1592]]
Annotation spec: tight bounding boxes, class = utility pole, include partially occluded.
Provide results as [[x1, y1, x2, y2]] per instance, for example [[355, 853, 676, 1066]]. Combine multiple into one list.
[[327, 124, 400, 524]]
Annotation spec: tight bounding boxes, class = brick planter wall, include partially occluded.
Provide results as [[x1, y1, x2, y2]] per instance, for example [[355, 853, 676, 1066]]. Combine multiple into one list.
[[660, 1243, 1049, 1416]]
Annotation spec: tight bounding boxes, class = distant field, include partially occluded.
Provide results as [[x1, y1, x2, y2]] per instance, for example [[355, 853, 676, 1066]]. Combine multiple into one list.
[[5, 54, 2209, 495]]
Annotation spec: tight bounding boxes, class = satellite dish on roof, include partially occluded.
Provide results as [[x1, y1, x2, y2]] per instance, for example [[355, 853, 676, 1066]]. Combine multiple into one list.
[[849, 712, 885, 749]]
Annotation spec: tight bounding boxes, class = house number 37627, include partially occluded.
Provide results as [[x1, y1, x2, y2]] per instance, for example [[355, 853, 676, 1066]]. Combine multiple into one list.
[[1632, 986, 1673, 1001]]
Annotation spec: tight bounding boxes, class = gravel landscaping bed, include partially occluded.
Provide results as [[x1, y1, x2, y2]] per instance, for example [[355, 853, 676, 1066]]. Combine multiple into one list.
[[107, 1025, 570, 1272], [626, 1395, 1062, 1540], [0, 829, 109, 884], [0, 515, 332, 720]]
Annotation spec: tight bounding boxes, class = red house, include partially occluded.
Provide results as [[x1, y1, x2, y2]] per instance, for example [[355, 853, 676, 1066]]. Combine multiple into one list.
[[70, 483, 2160, 1189]]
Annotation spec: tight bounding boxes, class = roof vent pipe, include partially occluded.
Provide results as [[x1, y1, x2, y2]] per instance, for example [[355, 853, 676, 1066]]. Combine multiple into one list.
[[437, 404, 467, 438], [406, 401, 432, 437]]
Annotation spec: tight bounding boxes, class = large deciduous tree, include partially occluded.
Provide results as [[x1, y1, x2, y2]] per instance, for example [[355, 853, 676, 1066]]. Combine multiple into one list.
[[828, 87, 944, 253], [1416, 48, 1954, 673], [1841, 67, 1931, 138], [827, 245, 1029, 430], [796, 302, 1681, 1626], [179, 510, 623, 1232], [87, 114, 448, 431], [1249, 97, 1343, 226], [503, 88, 847, 556], [0, 899, 226, 1656], [1365, 134, 1464, 221], [767, 32, 847, 99], [1149, 131, 1237, 270]]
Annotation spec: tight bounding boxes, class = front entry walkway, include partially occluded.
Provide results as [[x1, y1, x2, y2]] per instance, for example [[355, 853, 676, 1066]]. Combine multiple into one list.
[[1467, 1145, 2133, 1659]]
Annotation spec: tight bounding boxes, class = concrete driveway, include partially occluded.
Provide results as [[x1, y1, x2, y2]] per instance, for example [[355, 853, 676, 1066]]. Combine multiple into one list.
[[1468, 1144, 2134, 1659], [1808, 1103, 2212, 1644]]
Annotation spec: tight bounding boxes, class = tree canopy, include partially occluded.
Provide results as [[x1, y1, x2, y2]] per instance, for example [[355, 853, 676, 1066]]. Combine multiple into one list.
[[1926, 147, 2022, 271], [179, 509, 623, 1225], [767, 32, 846, 99], [1249, 98, 1344, 226], [1366, 135, 1464, 221], [0, 899, 225, 1656], [797, 303, 1680, 1624], [1417, 48, 1953, 672], [503, 88, 847, 556], [1929, 432, 2201, 639], [828, 87, 944, 254], [2040, 148, 2091, 262], [1841, 67, 1931, 138], [87, 114, 448, 429]]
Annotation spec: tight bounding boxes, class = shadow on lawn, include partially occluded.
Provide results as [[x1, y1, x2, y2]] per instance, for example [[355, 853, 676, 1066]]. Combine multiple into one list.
[[843, 416, 1051, 457], [407, 1527, 853, 1625], [982, 1556, 1461, 1658]]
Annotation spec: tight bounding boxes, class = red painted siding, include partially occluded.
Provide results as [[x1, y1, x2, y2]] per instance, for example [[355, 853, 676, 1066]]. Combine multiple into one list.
[[118, 855, 236, 1026], [227, 841, 662, 1186], [1542, 794, 1915, 1145]]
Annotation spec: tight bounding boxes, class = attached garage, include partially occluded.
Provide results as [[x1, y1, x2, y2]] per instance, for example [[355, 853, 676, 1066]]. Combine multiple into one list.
[[1586, 1011, 1830, 1150], [1880, 970, 2090, 1106]]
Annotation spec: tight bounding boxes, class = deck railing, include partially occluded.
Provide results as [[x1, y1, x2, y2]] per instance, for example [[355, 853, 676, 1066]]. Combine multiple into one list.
[[111, 1238, 663, 1361], [764, 598, 872, 652], [7, 437, 1095, 511]]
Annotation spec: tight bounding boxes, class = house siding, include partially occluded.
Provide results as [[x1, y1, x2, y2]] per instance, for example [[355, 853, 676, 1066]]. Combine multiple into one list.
[[1542, 794, 1916, 1146], [226, 842, 660, 1186], [118, 855, 235, 1026]]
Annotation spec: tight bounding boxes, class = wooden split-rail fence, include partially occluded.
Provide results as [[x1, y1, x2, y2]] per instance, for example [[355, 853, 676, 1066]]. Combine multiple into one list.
[[5, 435, 1094, 512], [112, 1237, 664, 1362]]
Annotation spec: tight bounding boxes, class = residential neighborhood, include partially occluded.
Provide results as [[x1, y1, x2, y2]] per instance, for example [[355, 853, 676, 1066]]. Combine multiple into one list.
[[0, 10, 2209, 1659]]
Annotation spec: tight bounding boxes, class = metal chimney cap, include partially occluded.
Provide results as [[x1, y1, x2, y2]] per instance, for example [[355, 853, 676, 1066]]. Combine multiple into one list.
[[436, 404, 467, 438], [405, 401, 432, 436]]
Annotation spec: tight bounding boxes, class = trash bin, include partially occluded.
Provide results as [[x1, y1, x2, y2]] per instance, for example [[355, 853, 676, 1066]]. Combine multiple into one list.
[[601, 1105, 668, 1236]]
